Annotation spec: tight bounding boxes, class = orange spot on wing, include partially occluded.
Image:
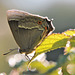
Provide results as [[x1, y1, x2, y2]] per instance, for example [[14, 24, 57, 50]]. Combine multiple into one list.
[[45, 27, 47, 30], [38, 21, 42, 25]]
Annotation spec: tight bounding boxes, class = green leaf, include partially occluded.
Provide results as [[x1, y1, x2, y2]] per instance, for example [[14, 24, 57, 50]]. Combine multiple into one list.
[[70, 36, 75, 47], [30, 61, 58, 75], [64, 29, 75, 36], [35, 33, 70, 55]]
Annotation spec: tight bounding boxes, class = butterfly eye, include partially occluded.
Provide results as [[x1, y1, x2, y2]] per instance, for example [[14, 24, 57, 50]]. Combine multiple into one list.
[[38, 21, 42, 25]]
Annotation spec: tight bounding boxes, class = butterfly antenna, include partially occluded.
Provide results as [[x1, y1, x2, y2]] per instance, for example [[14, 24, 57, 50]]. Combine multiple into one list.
[[3, 48, 18, 55]]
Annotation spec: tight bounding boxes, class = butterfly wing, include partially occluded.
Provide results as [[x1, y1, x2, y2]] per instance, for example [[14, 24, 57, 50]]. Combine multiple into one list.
[[7, 10, 44, 54]]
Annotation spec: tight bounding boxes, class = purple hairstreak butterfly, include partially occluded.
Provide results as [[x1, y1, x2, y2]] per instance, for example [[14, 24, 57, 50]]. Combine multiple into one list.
[[4, 9, 55, 57]]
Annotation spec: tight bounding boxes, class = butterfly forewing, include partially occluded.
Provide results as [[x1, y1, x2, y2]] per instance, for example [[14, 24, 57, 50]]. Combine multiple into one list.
[[7, 10, 44, 54]]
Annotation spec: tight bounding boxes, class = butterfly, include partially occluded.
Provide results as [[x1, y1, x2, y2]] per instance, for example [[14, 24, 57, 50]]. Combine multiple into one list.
[[4, 9, 55, 56]]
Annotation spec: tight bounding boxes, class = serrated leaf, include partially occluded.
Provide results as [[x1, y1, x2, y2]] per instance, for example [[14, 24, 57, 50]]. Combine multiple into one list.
[[29, 33, 70, 64], [29, 33, 70, 65], [35, 33, 70, 55], [64, 29, 75, 36]]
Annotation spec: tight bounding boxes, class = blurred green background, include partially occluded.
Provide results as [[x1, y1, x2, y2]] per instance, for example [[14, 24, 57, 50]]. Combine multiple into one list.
[[0, 0, 75, 74]]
